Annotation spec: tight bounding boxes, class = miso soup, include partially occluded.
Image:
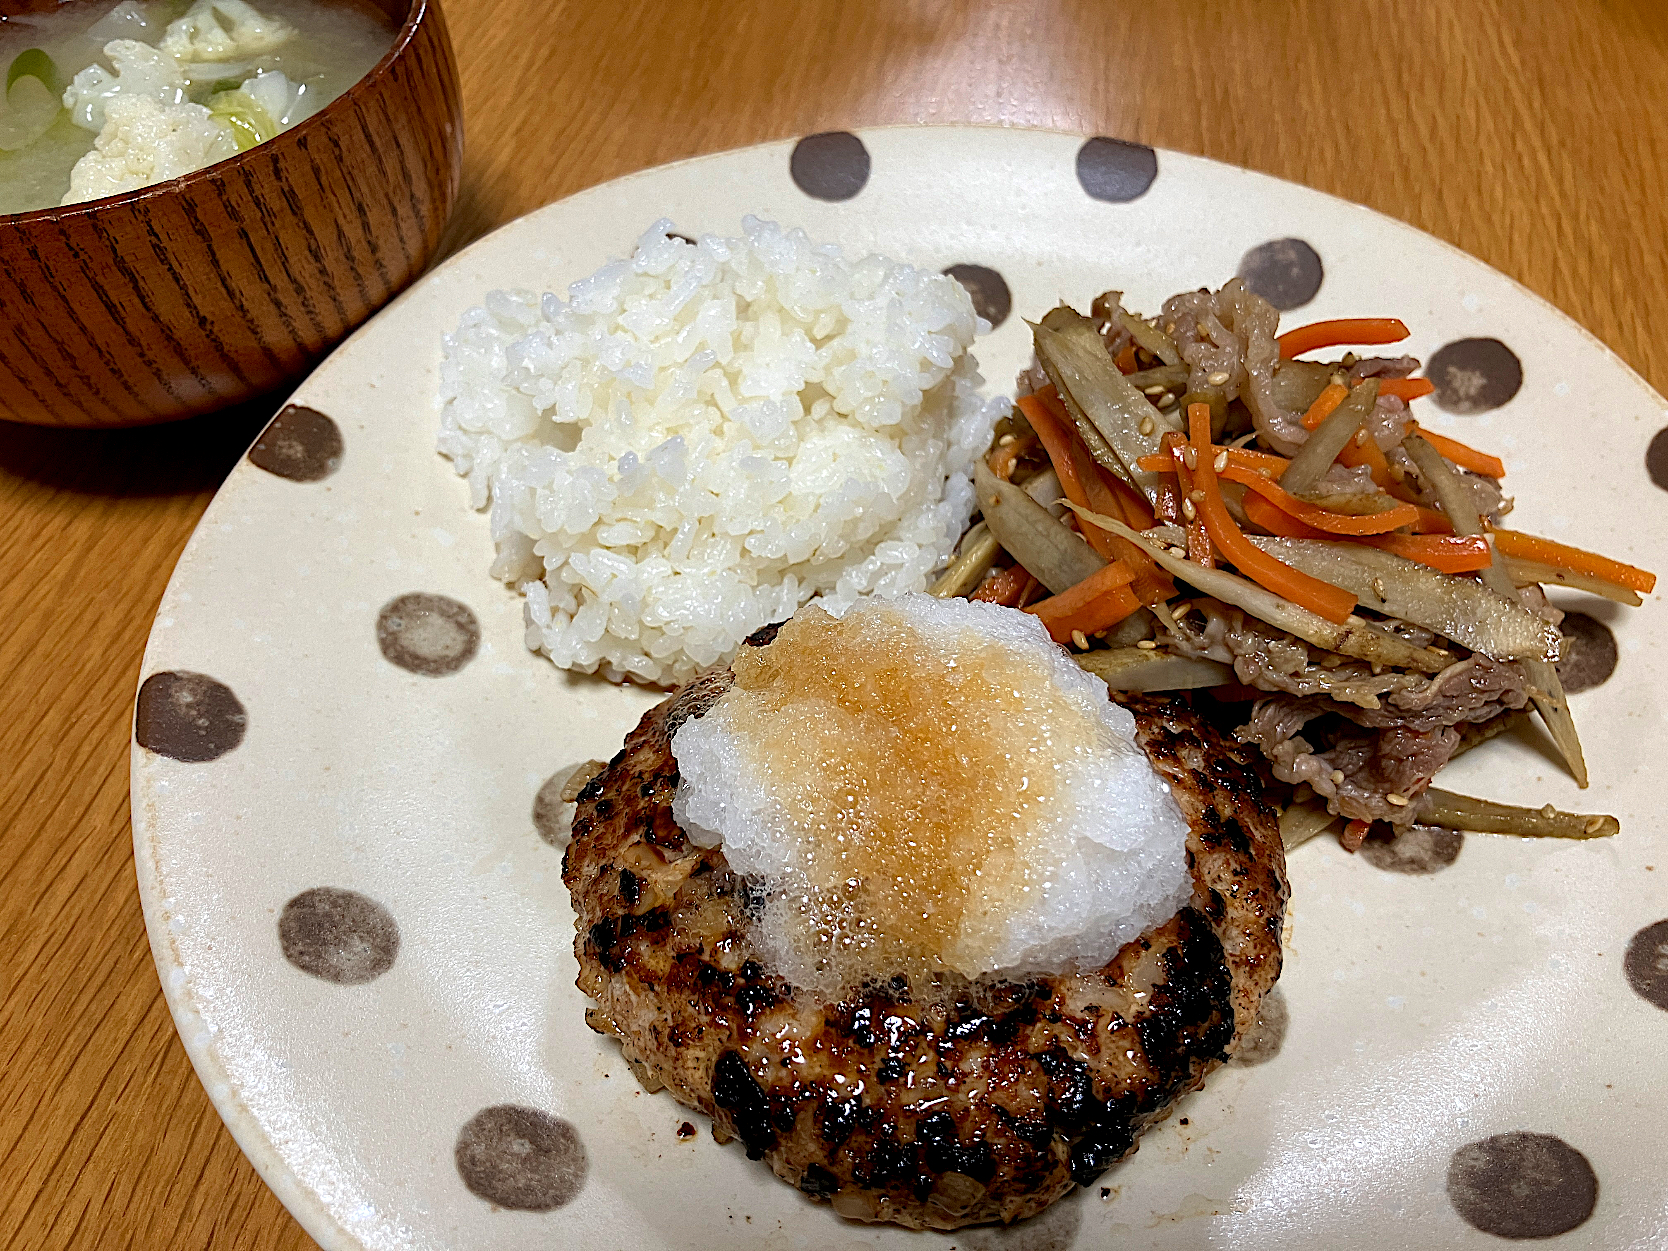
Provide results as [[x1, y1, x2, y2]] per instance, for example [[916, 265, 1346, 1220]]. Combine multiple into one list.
[[0, 0, 394, 213]]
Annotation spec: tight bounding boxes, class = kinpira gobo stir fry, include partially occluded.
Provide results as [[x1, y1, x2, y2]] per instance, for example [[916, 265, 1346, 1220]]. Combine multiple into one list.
[[933, 280, 1654, 852]]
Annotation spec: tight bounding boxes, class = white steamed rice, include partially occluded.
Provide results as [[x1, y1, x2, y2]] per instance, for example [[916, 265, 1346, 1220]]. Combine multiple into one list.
[[438, 217, 1005, 686]]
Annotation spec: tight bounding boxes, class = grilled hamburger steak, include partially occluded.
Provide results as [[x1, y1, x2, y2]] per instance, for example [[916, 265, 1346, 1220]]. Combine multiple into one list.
[[563, 623, 1287, 1229]]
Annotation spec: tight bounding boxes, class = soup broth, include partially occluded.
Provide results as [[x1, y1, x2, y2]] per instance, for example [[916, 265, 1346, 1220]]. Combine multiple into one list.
[[0, 0, 394, 213]]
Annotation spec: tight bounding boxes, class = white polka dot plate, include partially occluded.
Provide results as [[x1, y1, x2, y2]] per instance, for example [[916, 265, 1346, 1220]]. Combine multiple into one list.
[[132, 127, 1668, 1251]]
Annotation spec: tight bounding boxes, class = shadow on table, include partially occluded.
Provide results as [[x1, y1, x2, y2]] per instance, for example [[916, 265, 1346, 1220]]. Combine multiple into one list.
[[0, 392, 283, 499]]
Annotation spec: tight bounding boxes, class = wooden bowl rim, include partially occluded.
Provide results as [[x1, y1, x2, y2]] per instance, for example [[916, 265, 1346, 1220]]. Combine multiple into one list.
[[0, 0, 440, 227]]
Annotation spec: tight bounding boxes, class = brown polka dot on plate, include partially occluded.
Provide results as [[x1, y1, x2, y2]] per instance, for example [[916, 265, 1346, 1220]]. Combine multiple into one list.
[[1646, 427, 1668, 492], [1623, 919, 1668, 1010], [789, 132, 869, 201], [455, 1105, 587, 1211], [135, 671, 247, 763], [1557, 611, 1618, 693], [1359, 824, 1464, 875], [1237, 239, 1323, 311], [278, 887, 399, 984], [942, 264, 1012, 329], [1075, 137, 1157, 203], [1447, 1132, 1597, 1239], [247, 404, 344, 483], [1231, 986, 1287, 1066], [532, 774, 573, 846], [533, 761, 604, 847], [376, 593, 479, 676], [1426, 338, 1523, 413]]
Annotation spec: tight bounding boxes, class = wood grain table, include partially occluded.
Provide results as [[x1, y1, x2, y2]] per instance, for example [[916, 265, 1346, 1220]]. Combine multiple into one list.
[[4, 1, 1667, 1246]]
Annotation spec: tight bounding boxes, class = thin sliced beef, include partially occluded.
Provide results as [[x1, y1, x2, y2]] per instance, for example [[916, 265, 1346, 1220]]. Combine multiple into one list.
[[1237, 649, 1532, 825], [1160, 599, 1531, 822], [1346, 355, 1420, 384], [1241, 701, 1461, 824], [1160, 281, 1301, 454]]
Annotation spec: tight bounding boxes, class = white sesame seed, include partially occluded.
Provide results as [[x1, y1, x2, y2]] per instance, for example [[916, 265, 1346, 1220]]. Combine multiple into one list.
[[1181, 497, 1197, 521], [1142, 384, 1166, 396], [1184, 446, 1198, 469], [1188, 489, 1206, 504], [1355, 429, 1370, 446], [1371, 576, 1386, 597], [1584, 816, 1605, 834], [1136, 639, 1158, 650], [1206, 370, 1230, 386], [1139, 415, 1157, 436], [1386, 793, 1409, 806], [1213, 450, 1228, 472], [1157, 392, 1175, 407], [1541, 804, 1557, 818], [1072, 630, 1090, 650], [998, 433, 1016, 447], [1330, 770, 1346, 785]]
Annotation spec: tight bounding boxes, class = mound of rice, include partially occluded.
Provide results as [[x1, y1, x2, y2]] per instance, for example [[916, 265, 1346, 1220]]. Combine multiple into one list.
[[437, 217, 1005, 686], [670, 594, 1193, 1000]]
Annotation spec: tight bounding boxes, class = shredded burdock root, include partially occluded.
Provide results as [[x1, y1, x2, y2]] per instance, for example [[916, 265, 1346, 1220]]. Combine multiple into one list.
[[965, 281, 1652, 856]]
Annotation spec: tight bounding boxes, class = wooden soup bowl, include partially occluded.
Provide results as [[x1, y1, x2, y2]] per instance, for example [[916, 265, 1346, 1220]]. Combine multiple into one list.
[[0, 0, 461, 427]]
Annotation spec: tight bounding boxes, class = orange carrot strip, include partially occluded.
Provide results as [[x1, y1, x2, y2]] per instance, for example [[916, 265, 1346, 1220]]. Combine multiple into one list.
[[1026, 561, 1140, 643], [1188, 404, 1357, 623], [1277, 318, 1410, 359], [1300, 382, 1350, 431], [1027, 389, 1174, 603], [1242, 494, 1491, 572], [1149, 444, 1419, 533], [1027, 391, 1138, 559], [1365, 533, 1493, 573], [986, 432, 1034, 482], [1337, 429, 1393, 487], [1046, 581, 1138, 640], [1409, 505, 1453, 534], [1034, 391, 1167, 603], [1139, 451, 1174, 474], [1080, 465, 1175, 603], [1227, 447, 1293, 476], [1492, 531, 1657, 594], [1163, 432, 1214, 568], [1219, 465, 1419, 535], [1114, 343, 1138, 374], [971, 564, 1031, 606], [1378, 378, 1435, 402], [1099, 466, 1157, 530], [1137, 446, 1290, 476], [1412, 425, 1506, 478], [1017, 393, 1086, 497], [1243, 491, 1327, 538], [1341, 819, 1371, 852]]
